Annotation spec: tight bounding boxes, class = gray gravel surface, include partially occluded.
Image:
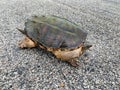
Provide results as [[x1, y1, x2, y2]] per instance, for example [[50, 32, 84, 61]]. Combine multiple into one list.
[[0, 0, 120, 90]]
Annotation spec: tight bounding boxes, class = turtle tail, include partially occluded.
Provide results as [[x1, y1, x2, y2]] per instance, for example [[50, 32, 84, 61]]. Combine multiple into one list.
[[82, 45, 92, 51], [17, 28, 26, 35]]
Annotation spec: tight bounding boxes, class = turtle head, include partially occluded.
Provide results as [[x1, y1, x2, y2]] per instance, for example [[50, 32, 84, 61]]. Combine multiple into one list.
[[81, 45, 92, 52], [17, 28, 26, 35]]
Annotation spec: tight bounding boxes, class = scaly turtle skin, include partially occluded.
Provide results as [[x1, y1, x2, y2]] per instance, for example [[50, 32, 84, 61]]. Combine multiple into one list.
[[18, 15, 92, 67]]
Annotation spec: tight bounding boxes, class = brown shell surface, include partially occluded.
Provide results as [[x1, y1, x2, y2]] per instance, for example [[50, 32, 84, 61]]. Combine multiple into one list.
[[24, 15, 87, 49]]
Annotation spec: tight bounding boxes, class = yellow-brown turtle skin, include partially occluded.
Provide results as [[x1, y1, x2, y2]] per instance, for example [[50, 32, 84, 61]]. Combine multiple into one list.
[[18, 15, 92, 67]]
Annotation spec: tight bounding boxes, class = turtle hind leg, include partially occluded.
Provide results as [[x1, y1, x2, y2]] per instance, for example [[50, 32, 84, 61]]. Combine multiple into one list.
[[18, 37, 37, 48], [67, 59, 80, 67]]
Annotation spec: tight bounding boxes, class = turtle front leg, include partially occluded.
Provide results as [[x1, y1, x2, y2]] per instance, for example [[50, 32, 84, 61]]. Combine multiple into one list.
[[18, 37, 37, 48], [67, 59, 80, 67]]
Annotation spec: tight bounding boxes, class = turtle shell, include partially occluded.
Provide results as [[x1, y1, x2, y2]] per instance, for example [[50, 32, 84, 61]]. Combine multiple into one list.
[[24, 15, 87, 49]]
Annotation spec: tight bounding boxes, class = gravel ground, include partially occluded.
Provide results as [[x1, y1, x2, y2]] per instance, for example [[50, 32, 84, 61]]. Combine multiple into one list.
[[0, 0, 120, 90]]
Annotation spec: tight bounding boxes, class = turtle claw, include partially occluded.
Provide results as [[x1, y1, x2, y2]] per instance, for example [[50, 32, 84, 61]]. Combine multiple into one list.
[[18, 40, 26, 48], [68, 59, 80, 67]]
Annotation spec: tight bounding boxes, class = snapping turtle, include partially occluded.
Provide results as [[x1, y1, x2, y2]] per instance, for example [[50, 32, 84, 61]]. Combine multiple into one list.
[[17, 15, 92, 67]]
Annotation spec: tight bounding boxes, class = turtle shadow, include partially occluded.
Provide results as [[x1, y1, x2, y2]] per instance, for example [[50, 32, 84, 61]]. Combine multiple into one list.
[[37, 46, 54, 55], [35, 47, 72, 67]]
